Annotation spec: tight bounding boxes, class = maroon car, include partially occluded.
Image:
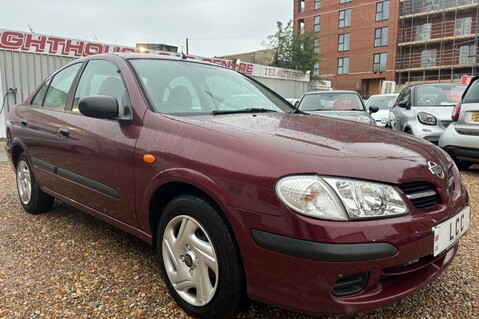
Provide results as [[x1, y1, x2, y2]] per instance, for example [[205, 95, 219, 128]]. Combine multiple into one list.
[[5, 54, 470, 318]]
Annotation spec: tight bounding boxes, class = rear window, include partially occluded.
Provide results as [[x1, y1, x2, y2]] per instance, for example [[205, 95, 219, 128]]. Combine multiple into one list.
[[462, 79, 479, 103], [299, 93, 364, 111]]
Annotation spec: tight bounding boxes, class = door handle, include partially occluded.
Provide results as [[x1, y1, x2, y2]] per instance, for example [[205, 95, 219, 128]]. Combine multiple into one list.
[[58, 127, 70, 138], [20, 120, 27, 127]]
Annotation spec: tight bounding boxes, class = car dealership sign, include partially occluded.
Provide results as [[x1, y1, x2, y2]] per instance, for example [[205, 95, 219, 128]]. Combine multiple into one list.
[[0, 29, 310, 82]]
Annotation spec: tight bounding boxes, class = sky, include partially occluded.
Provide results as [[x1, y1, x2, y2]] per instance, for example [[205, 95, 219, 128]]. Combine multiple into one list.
[[1, 0, 293, 57]]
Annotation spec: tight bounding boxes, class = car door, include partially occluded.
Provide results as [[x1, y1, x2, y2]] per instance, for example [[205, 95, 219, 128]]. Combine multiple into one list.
[[55, 58, 139, 226], [391, 87, 411, 131], [17, 63, 82, 193]]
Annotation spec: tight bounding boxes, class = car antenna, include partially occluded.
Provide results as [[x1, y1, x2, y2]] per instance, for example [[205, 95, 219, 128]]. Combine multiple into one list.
[[181, 51, 188, 60]]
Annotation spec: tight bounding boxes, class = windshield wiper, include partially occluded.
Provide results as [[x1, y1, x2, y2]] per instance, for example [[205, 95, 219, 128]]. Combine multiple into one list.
[[212, 108, 278, 115]]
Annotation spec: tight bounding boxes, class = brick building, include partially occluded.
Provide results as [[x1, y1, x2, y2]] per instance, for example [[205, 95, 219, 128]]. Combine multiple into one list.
[[294, 0, 479, 95]]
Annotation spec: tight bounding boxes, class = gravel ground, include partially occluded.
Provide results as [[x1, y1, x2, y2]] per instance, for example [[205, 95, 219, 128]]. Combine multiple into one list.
[[0, 161, 478, 319]]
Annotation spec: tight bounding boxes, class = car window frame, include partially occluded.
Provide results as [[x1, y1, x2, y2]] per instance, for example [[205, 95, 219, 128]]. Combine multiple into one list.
[[30, 62, 83, 111]]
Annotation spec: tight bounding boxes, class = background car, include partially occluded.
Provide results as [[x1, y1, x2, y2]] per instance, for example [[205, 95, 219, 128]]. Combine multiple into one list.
[[365, 93, 399, 126], [439, 76, 479, 169], [297, 90, 378, 124], [389, 83, 466, 143]]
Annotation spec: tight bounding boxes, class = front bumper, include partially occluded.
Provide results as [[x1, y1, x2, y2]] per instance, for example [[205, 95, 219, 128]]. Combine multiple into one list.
[[232, 198, 468, 315], [410, 124, 445, 144]]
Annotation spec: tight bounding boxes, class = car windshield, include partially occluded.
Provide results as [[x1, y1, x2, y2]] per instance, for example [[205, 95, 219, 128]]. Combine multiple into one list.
[[128, 59, 293, 114], [299, 93, 365, 111], [366, 95, 398, 110], [415, 85, 465, 106]]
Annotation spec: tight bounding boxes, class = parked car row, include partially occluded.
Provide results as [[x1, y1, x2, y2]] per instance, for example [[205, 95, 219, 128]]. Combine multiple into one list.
[[293, 81, 477, 170]]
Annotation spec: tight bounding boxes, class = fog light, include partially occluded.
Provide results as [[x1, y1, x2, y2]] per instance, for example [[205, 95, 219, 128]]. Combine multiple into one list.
[[332, 273, 368, 296]]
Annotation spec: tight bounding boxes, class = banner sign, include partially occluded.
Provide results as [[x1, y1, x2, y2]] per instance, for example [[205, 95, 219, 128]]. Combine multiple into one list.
[[0, 29, 310, 82]]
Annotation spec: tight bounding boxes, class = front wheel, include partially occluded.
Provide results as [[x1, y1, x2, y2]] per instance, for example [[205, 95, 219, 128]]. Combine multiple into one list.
[[16, 153, 54, 214], [157, 195, 246, 319]]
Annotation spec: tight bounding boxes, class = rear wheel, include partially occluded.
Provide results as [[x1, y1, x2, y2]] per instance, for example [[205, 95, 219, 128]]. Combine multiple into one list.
[[16, 153, 54, 214], [157, 195, 246, 319]]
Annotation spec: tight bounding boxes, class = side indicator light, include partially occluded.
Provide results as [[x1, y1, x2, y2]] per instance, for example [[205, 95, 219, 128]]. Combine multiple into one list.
[[143, 154, 156, 164]]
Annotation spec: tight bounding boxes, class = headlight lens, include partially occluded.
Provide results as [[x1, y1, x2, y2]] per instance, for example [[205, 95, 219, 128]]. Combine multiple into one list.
[[276, 176, 409, 221], [417, 112, 436, 125], [358, 115, 374, 124]]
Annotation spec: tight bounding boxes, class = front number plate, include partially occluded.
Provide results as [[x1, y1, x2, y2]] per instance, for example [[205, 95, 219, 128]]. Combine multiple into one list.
[[433, 206, 470, 257]]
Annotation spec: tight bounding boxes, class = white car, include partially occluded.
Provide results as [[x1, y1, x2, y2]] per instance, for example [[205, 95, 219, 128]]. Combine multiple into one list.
[[365, 94, 398, 126]]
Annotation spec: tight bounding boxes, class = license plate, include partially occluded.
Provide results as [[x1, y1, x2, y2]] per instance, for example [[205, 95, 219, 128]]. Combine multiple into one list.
[[433, 206, 470, 256], [472, 112, 479, 122]]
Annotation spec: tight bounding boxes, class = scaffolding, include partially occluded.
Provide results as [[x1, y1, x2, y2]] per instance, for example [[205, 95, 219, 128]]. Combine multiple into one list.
[[397, 0, 479, 84]]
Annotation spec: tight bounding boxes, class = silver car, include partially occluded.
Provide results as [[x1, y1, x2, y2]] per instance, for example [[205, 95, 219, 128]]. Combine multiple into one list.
[[365, 93, 399, 126], [439, 77, 479, 169], [389, 83, 466, 143], [298, 90, 378, 124]]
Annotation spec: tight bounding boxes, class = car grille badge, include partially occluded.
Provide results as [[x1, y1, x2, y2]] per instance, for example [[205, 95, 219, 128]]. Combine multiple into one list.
[[428, 161, 445, 179]]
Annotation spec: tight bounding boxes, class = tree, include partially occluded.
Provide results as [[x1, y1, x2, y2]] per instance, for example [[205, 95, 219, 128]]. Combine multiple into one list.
[[264, 20, 319, 73]]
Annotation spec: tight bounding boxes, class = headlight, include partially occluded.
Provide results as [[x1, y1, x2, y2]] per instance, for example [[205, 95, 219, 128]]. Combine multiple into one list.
[[275, 176, 409, 221], [417, 112, 436, 125], [358, 115, 374, 124]]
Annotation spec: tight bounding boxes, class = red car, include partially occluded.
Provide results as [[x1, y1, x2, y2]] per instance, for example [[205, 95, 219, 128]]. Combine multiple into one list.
[[5, 54, 470, 318]]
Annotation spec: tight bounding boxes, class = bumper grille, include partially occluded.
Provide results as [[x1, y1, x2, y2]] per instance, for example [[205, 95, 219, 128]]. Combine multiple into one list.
[[400, 182, 437, 210]]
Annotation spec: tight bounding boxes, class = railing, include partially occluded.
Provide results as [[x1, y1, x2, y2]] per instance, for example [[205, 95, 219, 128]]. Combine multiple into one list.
[[401, 0, 478, 16]]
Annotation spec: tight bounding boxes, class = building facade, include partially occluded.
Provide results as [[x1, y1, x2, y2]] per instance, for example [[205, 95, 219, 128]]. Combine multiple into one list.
[[294, 0, 479, 95]]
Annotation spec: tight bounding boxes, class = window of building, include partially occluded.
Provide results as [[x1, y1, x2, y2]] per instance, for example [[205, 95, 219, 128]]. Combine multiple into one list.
[[338, 33, 350, 51], [299, 0, 305, 13], [455, 17, 472, 36], [339, 9, 351, 28], [459, 45, 476, 64], [340, 0, 351, 3], [374, 27, 389, 47], [314, 38, 320, 53], [420, 49, 437, 67], [376, 0, 390, 21], [315, 0, 321, 10], [313, 62, 320, 76], [299, 19, 305, 34], [338, 57, 350, 74], [373, 53, 387, 72], [314, 16, 321, 32], [416, 23, 432, 41]]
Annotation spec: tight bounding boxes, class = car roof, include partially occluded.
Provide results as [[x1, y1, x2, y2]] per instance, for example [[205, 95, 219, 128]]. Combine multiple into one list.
[[303, 90, 360, 95]]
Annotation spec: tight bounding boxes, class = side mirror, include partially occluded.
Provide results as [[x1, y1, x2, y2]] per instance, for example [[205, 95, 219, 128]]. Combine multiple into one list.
[[397, 100, 408, 108], [79, 95, 120, 119], [368, 106, 379, 114]]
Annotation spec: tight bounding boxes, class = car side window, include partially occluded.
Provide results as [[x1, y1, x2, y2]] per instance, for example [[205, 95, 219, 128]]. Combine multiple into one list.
[[397, 88, 410, 106], [31, 63, 81, 109], [73, 60, 126, 113]]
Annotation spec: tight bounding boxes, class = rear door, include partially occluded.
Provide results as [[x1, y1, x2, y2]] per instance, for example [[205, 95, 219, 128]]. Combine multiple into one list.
[[55, 58, 139, 226], [16, 63, 82, 193]]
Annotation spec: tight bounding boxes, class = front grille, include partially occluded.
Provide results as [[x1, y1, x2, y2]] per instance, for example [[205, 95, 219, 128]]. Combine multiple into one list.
[[447, 167, 455, 194], [400, 182, 437, 210]]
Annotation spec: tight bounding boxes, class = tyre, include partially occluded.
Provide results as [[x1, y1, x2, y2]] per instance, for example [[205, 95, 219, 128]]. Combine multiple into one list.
[[454, 159, 473, 170], [16, 153, 54, 214], [157, 195, 246, 319]]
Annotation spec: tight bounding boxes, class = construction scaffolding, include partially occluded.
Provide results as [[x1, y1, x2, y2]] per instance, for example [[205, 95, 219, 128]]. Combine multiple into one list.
[[397, 0, 479, 85]]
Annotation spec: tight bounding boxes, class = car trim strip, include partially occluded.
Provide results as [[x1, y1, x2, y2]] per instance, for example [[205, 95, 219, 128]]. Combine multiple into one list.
[[405, 190, 437, 200], [32, 157, 120, 198], [251, 229, 398, 262]]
